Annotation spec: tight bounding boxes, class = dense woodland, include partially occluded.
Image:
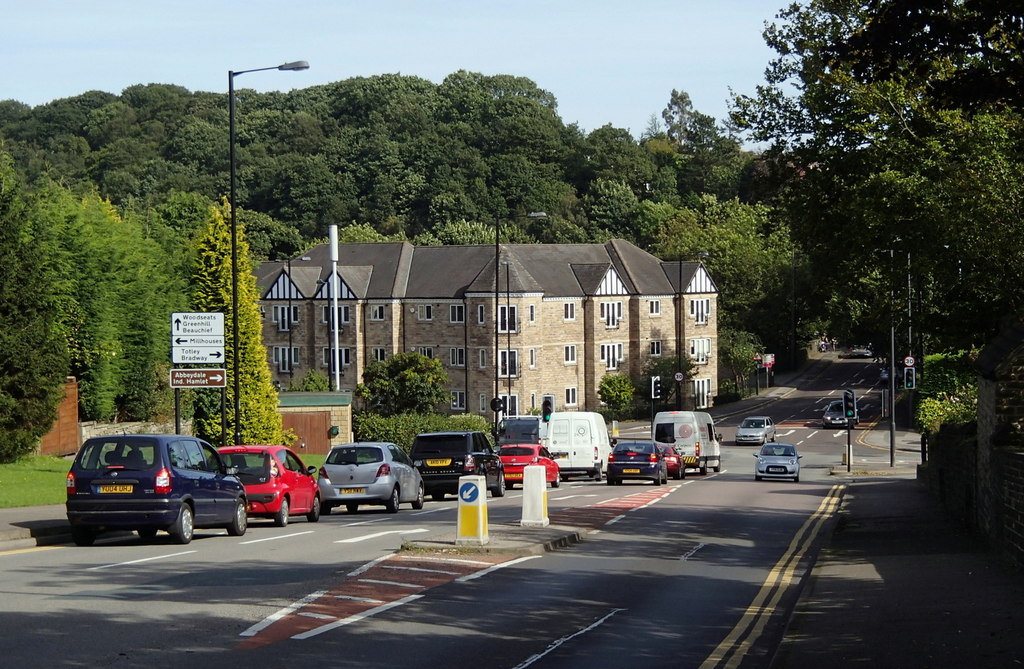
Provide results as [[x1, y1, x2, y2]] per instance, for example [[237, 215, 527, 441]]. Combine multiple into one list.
[[2, 0, 1022, 460]]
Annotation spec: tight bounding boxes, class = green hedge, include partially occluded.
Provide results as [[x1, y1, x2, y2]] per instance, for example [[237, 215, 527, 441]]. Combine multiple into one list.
[[352, 412, 493, 452]]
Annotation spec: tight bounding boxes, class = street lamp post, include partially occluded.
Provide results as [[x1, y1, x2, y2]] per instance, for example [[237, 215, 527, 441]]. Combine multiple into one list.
[[228, 60, 308, 445]]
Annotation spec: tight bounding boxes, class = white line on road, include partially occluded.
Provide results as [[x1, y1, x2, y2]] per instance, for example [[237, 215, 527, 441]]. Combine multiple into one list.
[[550, 494, 599, 501], [291, 594, 423, 639], [334, 529, 429, 544], [240, 530, 314, 545], [511, 608, 627, 668], [86, 550, 196, 571], [239, 590, 327, 637], [456, 555, 541, 582], [410, 507, 451, 516], [681, 543, 706, 561]]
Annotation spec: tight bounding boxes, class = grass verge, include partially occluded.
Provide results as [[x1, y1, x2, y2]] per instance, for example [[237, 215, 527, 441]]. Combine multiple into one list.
[[0, 456, 71, 508]]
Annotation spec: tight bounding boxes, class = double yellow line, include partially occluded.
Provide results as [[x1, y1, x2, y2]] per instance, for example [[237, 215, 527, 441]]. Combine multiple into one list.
[[700, 483, 846, 668]]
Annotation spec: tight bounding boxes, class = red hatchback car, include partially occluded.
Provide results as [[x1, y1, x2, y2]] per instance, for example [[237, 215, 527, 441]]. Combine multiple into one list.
[[218, 445, 321, 527], [658, 444, 684, 480], [499, 444, 561, 489]]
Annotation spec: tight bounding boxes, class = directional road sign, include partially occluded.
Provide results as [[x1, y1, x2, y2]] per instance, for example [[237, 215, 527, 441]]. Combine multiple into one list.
[[169, 369, 227, 388], [172, 312, 224, 336], [171, 312, 224, 364]]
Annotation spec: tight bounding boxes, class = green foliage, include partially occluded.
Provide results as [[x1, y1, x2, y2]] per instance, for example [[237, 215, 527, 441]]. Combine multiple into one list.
[[914, 350, 978, 435], [289, 369, 331, 392], [916, 386, 978, 436], [637, 356, 695, 410], [355, 353, 450, 416], [717, 328, 764, 393], [0, 455, 71, 507], [353, 412, 492, 452], [598, 373, 636, 418]]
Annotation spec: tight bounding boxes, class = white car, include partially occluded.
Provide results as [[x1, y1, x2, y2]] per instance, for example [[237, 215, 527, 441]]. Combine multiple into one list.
[[754, 443, 802, 482], [735, 416, 777, 445]]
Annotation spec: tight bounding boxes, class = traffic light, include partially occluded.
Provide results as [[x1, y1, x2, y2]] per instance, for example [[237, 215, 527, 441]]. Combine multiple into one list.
[[904, 367, 916, 390], [651, 375, 662, 399], [842, 389, 857, 420], [541, 395, 555, 422]]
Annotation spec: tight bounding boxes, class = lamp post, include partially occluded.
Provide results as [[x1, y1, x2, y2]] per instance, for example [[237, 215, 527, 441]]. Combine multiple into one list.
[[228, 60, 308, 445]]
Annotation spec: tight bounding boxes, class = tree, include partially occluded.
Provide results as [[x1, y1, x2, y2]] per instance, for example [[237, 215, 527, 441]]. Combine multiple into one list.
[[188, 200, 285, 445], [0, 153, 68, 462], [598, 373, 635, 418], [355, 353, 449, 416]]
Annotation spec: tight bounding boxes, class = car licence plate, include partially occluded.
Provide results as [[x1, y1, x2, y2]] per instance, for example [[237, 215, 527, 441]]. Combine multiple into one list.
[[623, 468, 641, 473], [341, 487, 365, 494], [426, 459, 451, 466], [767, 466, 787, 474], [506, 473, 522, 479], [98, 484, 133, 494]]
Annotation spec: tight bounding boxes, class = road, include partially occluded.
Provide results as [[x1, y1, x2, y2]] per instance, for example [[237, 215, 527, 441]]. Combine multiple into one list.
[[0, 360, 888, 668]]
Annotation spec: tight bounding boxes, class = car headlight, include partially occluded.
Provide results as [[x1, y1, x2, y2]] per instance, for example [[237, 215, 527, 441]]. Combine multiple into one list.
[[789, 459, 797, 465], [758, 458, 767, 465]]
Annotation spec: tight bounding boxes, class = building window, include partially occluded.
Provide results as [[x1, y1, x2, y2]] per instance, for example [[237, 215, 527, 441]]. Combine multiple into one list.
[[649, 299, 661, 316], [477, 304, 485, 324], [689, 338, 711, 364], [693, 378, 711, 409], [322, 304, 351, 324], [499, 350, 518, 378], [418, 304, 433, 321], [272, 305, 299, 331], [600, 343, 624, 370], [690, 298, 711, 325], [479, 394, 487, 412], [500, 394, 519, 416], [565, 387, 578, 407], [451, 391, 466, 410], [450, 304, 465, 323], [650, 340, 662, 357], [529, 348, 536, 368], [450, 347, 466, 367], [563, 302, 576, 321], [564, 344, 577, 364], [322, 347, 351, 370], [600, 301, 623, 328], [273, 346, 299, 372], [418, 346, 434, 358], [528, 304, 536, 323], [498, 305, 518, 333], [372, 347, 387, 362], [479, 348, 487, 368], [369, 305, 386, 321]]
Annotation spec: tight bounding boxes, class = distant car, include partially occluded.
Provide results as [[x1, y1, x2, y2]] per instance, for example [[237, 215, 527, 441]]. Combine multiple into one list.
[[606, 440, 667, 486], [657, 444, 684, 480], [754, 442, 802, 482], [66, 434, 248, 546], [218, 445, 320, 527], [822, 398, 856, 427], [318, 442, 425, 514], [848, 344, 873, 358], [499, 444, 560, 488], [410, 431, 505, 500], [735, 416, 777, 445]]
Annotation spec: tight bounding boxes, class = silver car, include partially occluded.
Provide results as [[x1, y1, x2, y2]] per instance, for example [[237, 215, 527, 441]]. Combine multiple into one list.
[[318, 442, 425, 514], [754, 443, 802, 482], [735, 416, 776, 445]]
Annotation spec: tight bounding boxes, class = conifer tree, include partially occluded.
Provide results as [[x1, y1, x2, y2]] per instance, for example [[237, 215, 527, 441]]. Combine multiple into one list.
[[189, 200, 284, 445]]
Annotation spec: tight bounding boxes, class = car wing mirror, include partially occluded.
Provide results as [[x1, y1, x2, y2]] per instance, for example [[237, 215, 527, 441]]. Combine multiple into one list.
[[306, 465, 317, 475], [225, 465, 239, 476]]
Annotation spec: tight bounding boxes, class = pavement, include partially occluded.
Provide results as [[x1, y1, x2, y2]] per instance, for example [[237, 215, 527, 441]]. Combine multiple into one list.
[[5, 353, 1024, 666]]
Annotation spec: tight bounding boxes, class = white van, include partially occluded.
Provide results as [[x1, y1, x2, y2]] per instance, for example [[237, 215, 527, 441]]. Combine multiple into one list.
[[546, 411, 612, 481], [653, 411, 722, 475]]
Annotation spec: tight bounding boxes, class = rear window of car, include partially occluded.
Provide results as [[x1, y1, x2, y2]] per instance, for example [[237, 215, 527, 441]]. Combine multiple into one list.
[[614, 442, 654, 454], [327, 446, 383, 465], [222, 451, 273, 483], [412, 435, 470, 456], [75, 437, 159, 471], [500, 447, 535, 456]]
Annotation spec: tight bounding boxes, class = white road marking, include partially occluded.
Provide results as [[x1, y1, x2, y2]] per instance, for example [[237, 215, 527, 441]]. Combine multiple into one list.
[[456, 555, 541, 582], [383, 565, 460, 575], [334, 529, 429, 543], [681, 543, 707, 561], [512, 608, 627, 668], [550, 494, 599, 501], [291, 594, 423, 639], [86, 550, 196, 571], [357, 578, 422, 588], [334, 594, 384, 604], [240, 590, 328, 636], [240, 530, 314, 545]]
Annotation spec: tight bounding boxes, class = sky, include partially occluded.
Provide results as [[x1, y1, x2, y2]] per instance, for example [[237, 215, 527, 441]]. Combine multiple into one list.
[[3, 0, 780, 140]]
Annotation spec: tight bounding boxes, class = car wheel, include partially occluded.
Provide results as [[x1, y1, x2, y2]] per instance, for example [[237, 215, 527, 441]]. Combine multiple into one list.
[[412, 482, 425, 510], [306, 495, 321, 523], [227, 498, 248, 536], [170, 504, 194, 544], [71, 526, 95, 547], [592, 466, 603, 482], [551, 476, 560, 488], [345, 503, 359, 514], [385, 486, 400, 513], [431, 492, 446, 502], [273, 496, 290, 527], [137, 527, 158, 540], [490, 474, 506, 498]]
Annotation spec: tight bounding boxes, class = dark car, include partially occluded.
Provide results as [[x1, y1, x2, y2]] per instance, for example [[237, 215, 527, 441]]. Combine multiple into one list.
[[66, 434, 248, 546], [218, 445, 321, 526], [606, 440, 667, 486], [410, 431, 505, 501], [822, 399, 856, 428]]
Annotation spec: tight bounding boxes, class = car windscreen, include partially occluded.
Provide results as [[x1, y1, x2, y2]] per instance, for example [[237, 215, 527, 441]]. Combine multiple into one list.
[[76, 437, 159, 471], [326, 446, 384, 465], [500, 447, 536, 457], [411, 436, 469, 456], [761, 445, 796, 457], [741, 419, 765, 428]]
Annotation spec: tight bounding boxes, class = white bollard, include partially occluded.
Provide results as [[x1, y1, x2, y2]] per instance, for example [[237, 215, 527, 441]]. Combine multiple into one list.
[[521, 465, 549, 527], [456, 475, 489, 545]]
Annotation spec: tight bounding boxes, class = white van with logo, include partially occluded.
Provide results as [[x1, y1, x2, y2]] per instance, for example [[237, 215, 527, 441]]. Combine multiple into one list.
[[653, 411, 722, 475], [546, 411, 611, 481]]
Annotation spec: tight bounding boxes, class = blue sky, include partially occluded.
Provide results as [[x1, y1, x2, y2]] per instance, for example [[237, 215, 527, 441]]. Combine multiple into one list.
[[4, 0, 780, 139]]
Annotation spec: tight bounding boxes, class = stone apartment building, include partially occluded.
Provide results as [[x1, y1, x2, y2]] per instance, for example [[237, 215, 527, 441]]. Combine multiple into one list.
[[255, 239, 718, 417]]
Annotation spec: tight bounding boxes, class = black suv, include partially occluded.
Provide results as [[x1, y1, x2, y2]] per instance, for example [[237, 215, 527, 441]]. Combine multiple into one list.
[[410, 431, 505, 501], [66, 434, 248, 545]]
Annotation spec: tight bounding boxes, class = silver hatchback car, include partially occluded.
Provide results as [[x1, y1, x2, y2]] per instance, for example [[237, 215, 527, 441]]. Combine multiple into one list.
[[735, 416, 777, 445], [318, 442, 425, 514], [754, 443, 802, 482]]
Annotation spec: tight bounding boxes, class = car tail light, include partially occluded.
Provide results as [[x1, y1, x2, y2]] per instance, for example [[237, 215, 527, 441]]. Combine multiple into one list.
[[375, 463, 391, 479], [319, 466, 330, 481], [65, 472, 76, 495], [464, 454, 476, 471], [155, 467, 172, 494], [608, 453, 616, 462], [649, 453, 658, 463]]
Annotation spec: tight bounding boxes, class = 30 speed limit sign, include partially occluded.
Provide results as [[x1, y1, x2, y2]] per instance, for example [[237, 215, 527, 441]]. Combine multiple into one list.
[[903, 355, 916, 367]]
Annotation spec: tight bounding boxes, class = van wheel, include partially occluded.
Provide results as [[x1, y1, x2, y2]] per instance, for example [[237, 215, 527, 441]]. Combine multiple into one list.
[[713, 459, 722, 473], [170, 504, 194, 544], [227, 499, 248, 536]]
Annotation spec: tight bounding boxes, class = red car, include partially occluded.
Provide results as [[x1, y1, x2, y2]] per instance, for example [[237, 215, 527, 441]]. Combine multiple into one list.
[[658, 444, 684, 480], [218, 445, 321, 527], [499, 444, 561, 489]]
